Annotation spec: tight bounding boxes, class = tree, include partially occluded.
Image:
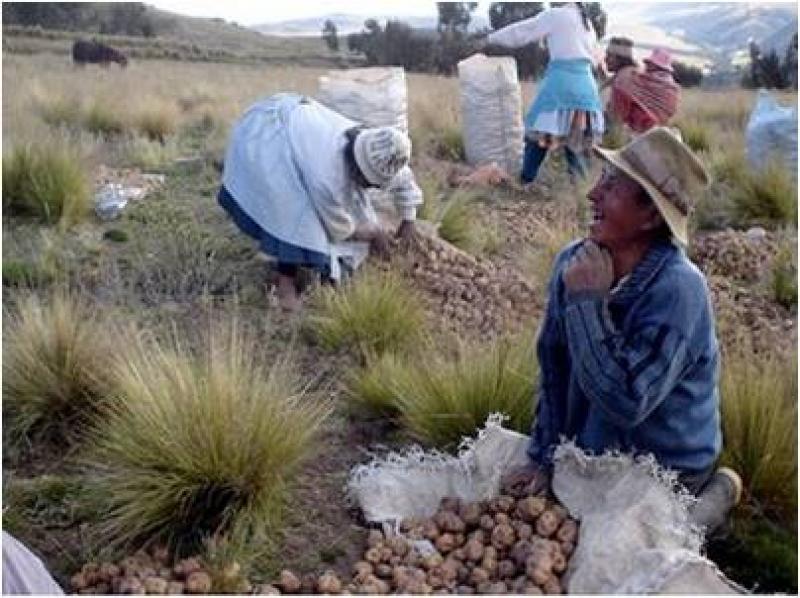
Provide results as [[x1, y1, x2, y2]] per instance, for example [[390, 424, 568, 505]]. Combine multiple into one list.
[[322, 19, 339, 52], [488, 3, 544, 30], [437, 2, 477, 33], [784, 33, 797, 89]]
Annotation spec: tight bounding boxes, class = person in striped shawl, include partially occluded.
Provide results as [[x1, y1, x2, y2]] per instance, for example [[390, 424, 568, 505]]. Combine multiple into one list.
[[502, 127, 742, 533]]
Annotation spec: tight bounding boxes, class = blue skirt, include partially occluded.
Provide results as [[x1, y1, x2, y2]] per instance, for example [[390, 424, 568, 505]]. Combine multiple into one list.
[[217, 185, 331, 277], [525, 59, 603, 132]]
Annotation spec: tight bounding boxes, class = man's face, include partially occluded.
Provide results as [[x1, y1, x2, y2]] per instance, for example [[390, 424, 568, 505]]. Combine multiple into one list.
[[587, 165, 660, 250], [604, 52, 620, 72]]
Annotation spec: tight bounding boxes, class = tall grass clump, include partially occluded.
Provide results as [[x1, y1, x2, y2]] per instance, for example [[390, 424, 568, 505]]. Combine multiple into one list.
[[434, 126, 466, 162], [349, 336, 537, 447], [770, 243, 797, 311], [731, 161, 798, 228], [720, 349, 798, 521], [3, 293, 114, 450], [82, 319, 330, 553], [345, 351, 409, 417], [134, 102, 179, 143], [438, 189, 482, 251], [83, 100, 128, 137], [2, 143, 91, 226], [676, 119, 711, 152], [37, 96, 83, 129], [305, 268, 425, 361]]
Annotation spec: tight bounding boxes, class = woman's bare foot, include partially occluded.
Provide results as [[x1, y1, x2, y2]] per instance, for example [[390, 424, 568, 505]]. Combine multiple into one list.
[[276, 273, 302, 312]]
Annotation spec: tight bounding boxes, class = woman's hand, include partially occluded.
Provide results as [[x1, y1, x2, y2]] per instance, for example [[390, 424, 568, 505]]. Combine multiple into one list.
[[501, 460, 550, 498]]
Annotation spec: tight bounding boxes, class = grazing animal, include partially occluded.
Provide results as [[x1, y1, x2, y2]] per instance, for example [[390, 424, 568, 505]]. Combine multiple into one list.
[[72, 39, 128, 68]]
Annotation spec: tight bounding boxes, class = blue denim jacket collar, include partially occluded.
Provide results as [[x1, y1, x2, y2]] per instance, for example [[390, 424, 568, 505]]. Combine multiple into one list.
[[609, 240, 677, 309]]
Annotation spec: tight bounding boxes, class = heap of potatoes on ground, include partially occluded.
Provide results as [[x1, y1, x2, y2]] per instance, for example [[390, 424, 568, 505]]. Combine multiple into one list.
[[71, 492, 577, 595]]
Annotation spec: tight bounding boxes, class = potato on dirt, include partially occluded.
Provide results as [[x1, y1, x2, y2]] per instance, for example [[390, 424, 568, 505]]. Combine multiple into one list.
[[456, 584, 476, 594], [498, 559, 517, 578], [367, 529, 384, 547], [143, 576, 168, 594], [151, 546, 170, 565], [463, 538, 484, 562], [491, 522, 516, 549], [459, 502, 482, 526], [469, 566, 490, 586], [542, 575, 563, 594], [256, 584, 281, 595], [317, 571, 343, 594], [560, 540, 575, 556], [173, 557, 203, 578], [98, 562, 121, 581], [117, 576, 145, 595], [479, 514, 495, 531], [556, 518, 578, 544], [516, 496, 546, 522], [535, 509, 559, 537], [477, 580, 508, 594], [435, 510, 467, 533], [435, 532, 457, 553], [277, 570, 301, 594], [387, 535, 410, 556], [185, 571, 212, 594]]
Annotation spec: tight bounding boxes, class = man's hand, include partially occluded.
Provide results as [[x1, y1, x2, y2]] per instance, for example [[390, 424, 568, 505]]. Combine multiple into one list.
[[501, 461, 550, 498], [563, 240, 613, 295], [369, 228, 391, 260]]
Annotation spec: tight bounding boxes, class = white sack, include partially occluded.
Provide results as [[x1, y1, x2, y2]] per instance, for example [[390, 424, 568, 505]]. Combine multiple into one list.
[[745, 88, 798, 180], [458, 54, 524, 176], [317, 67, 408, 132], [347, 416, 743, 594], [2, 532, 64, 595]]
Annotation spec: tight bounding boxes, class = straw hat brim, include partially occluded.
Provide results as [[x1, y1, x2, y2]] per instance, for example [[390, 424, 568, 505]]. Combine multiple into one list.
[[593, 145, 689, 245]]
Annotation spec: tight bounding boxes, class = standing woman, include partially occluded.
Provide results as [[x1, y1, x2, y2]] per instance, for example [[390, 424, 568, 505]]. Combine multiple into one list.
[[485, 2, 604, 184]]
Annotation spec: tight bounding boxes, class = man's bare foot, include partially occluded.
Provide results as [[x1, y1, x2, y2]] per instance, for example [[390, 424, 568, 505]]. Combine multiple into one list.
[[276, 273, 302, 312]]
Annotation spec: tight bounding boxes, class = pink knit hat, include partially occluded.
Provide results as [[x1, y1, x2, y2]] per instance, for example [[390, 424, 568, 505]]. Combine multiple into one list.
[[644, 48, 674, 73]]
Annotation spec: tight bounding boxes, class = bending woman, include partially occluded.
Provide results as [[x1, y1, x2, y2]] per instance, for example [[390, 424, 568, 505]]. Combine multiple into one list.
[[486, 2, 604, 184]]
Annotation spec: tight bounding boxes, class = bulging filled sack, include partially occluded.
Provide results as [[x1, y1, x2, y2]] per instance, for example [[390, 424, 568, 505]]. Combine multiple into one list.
[[458, 54, 524, 177]]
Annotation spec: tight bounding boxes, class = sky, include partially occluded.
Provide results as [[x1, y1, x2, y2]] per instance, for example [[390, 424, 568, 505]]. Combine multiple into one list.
[[149, 0, 469, 25]]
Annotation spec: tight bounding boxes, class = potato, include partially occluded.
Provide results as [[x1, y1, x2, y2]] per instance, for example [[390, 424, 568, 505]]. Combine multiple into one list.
[[387, 535, 410, 557], [166, 582, 185, 595], [423, 552, 444, 571], [435, 511, 466, 534], [186, 571, 212, 594], [98, 562, 121, 582], [552, 552, 567, 574], [144, 576, 168, 595], [469, 567, 490, 586], [256, 584, 280, 595], [491, 523, 516, 550], [496, 496, 516, 513], [151, 546, 170, 565], [277, 570, 301, 594], [422, 519, 441, 540], [378, 546, 394, 562], [535, 510, 559, 538], [364, 547, 382, 565], [71, 573, 89, 591], [464, 538, 484, 562], [451, 547, 467, 561], [367, 529, 384, 548], [118, 577, 145, 595], [479, 514, 495, 531], [435, 533, 456, 554], [516, 497, 546, 522], [498, 559, 517, 579], [513, 521, 533, 541], [560, 541, 575, 557], [483, 546, 498, 562], [403, 579, 432, 594], [542, 575, 563, 595], [468, 529, 486, 544], [352, 561, 373, 581], [459, 502, 482, 527], [556, 519, 578, 544], [551, 504, 569, 523], [173, 557, 203, 579], [510, 540, 533, 568], [494, 512, 511, 526], [477, 581, 508, 594], [527, 566, 550, 586], [317, 571, 342, 594], [522, 583, 543, 594]]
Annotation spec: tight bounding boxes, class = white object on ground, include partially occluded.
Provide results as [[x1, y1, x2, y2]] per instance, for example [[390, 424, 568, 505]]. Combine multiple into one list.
[[745, 88, 798, 180], [458, 54, 524, 176], [2, 531, 64, 595], [347, 415, 743, 595]]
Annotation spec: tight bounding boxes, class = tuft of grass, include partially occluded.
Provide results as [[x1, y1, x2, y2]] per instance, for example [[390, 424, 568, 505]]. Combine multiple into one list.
[[103, 228, 129, 243], [123, 136, 180, 170], [417, 173, 443, 223], [2, 143, 92, 227], [84, 101, 128, 137], [2, 259, 53, 288], [305, 269, 425, 361], [601, 119, 628, 150], [720, 349, 798, 521], [345, 351, 407, 417], [676, 119, 711, 152], [438, 189, 481, 251], [434, 126, 466, 162], [731, 161, 798, 228], [349, 336, 537, 447], [38, 96, 83, 129], [770, 243, 797, 310], [81, 318, 330, 554], [3, 293, 115, 450], [134, 103, 179, 143]]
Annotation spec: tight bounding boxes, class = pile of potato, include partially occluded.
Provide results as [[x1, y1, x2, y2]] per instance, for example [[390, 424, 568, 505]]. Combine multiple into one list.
[[388, 235, 543, 340], [70, 549, 218, 595], [690, 229, 779, 283], [272, 494, 577, 595]]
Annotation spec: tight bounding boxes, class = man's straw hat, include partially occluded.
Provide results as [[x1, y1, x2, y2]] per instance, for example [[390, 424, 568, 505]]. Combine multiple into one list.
[[593, 127, 710, 245]]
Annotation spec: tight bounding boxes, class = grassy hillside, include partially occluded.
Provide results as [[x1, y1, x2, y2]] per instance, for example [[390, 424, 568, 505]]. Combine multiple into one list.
[[2, 6, 362, 67]]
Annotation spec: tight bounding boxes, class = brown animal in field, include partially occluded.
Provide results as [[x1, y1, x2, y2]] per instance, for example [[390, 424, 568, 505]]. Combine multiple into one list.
[[72, 39, 128, 68]]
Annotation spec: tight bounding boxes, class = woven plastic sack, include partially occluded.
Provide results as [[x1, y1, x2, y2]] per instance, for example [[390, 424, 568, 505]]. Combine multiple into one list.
[[458, 54, 524, 176], [746, 89, 798, 180], [2, 532, 64, 595], [317, 67, 408, 132], [347, 416, 742, 594]]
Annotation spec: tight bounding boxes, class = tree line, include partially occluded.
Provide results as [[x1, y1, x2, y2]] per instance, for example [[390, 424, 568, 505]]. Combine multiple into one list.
[[322, 2, 703, 86], [742, 34, 798, 90], [2, 3, 167, 37]]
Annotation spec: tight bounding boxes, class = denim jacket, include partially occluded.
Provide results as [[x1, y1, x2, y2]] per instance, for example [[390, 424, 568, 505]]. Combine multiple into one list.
[[529, 239, 722, 475]]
